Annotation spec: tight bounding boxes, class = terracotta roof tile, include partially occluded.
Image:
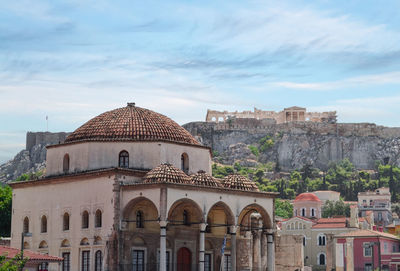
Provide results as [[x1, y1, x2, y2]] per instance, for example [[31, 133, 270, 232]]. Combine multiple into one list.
[[221, 174, 259, 192], [335, 229, 400, 240], [317, 217, 347, 223], [143, 164, 191, 184], [294, 193, 321, 202], [312, 223, 347, 229], [0, 246, 62, 262], [190, 170, 222, 188], [65, 104, 201, 146]]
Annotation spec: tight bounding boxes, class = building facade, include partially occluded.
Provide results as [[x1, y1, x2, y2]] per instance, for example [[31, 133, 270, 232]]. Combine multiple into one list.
[[10, 103, 277, 271], [358, 187, 392, 227]]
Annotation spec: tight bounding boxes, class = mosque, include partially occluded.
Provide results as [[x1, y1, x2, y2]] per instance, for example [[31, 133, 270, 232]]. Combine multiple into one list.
[[10, 103, 277, 271]]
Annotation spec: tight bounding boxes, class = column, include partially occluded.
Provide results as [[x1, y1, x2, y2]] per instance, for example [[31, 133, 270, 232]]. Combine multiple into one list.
[[230, 226, 238, 271], [267, 232, 275, 271], [253, 230, 262, 271], [160, 220, 167, 271], [199, 223, 207, 271], [246, 231, 253, 270]]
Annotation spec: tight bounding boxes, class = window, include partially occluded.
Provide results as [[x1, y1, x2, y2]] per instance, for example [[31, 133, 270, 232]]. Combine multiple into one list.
[[136, 211, 144, 228], [364, 263, 372, 271], [393, 244, 396, 253], [23, 217, 29, 234], [384, 242, 388, 253], [205, 253, 212, 271], [301, 208, 306, 217], [41, 215, 47, 233], [295, 209, 297, 216], [370, 200, 373, 206], [63, 154, 70, 173], [223, 254, 231, 271], [62, 252, 70, 271], [95, 210, 102, 228], [95, 250, 102, 271], [364, 243, 372, 257], [303, 237, 306, 246], [378, 212, 383, 221], [181, 153, 189, 174], [318, 234, 326, 246], [82, 211, 89, 229], [119, 151, 129, 168], [363, 199, 366, 205], [183, 210, 190, 226], [318, 253, 326, 265], [81, 251, 90, 271], [63, 213, 70, 231], [38, 262, 48, 271], [132, 250, 145, 271], [311, 208, 315, 217]]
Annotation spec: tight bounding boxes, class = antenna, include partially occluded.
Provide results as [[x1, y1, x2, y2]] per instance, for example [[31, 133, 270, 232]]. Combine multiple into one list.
[[46, 115, 48, 131]]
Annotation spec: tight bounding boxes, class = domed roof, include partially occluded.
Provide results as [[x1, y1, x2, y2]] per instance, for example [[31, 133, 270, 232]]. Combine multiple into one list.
[[222, 174, 259, 191], [190, 170, 222, 188], [65, 103, 201, 146], [294, 192, 321, 202], [143, 164, 191, 184]]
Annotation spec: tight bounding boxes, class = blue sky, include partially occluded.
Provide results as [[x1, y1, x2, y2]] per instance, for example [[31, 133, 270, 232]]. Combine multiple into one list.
[[1, 0, 400, 163]]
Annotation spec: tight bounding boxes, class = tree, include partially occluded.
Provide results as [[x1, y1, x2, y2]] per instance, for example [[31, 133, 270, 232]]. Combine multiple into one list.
[[322, 200, 351, 218], [0, 252, 27, 271], [0, 185, 12, 237], [275, 199, 293, 219]]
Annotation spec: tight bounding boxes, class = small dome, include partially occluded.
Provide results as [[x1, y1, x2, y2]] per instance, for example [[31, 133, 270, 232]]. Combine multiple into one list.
[[222, 174, 259, 191], [294, 193, 321, 202], [65, 103, 200, 146], [190, 170, 222, 187], [143, 164, 190, 184]]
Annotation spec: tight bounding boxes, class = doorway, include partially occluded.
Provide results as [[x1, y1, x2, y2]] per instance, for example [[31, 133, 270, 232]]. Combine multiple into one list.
[[177, 247, 191, 271]]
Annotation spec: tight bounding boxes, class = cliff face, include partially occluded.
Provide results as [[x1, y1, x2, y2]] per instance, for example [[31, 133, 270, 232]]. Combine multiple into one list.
[[183, 119, 400, 170], [0, 132, 70, 183]]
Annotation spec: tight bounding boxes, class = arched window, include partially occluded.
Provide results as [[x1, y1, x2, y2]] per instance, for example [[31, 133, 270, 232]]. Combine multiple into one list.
[[311, 208, 316, 217], [63, 154, 70, 173], [41, 215, 47, 233], [318, 253, 326, 265], [318, 234, 326, 246], [95, 250, 102, 271], [136, 211, 144, 228], [82, 211, 89, 229], [303, 236, 306, 246], [23, 217, 29, 233], [63, 213, 70, 231], [181, 153, 189, 174], [183, 210, 190, 226], [95, 210, 102, 228], [119, 151, 129, 168], [301, 208, 306, 217]]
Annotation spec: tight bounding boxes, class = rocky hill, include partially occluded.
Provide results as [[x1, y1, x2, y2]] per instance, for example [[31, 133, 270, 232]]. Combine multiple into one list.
[[183, 119, 400, 171], [0, 132, 69, 183]]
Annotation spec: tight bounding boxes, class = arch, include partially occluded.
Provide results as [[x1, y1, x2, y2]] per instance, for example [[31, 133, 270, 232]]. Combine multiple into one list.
[[41, 215, 47, 233], [95, 209, 102, 228], [295, 221, 298, 230], [39, 240, 48, 249], [318, 233, 326, 246], [119, 150, 129, 168], [301, 208, 306, 217], [302, 235, 306, 246], [23, 242, 30, 249], [290, 223, 294, 230], [311, 208, 316, 217], [63, 212, 70, 231], [95, 250, 103, 271], [318, 253, 326, 265], [80, 238, 90, 246], [167, 198, 204, 225], [181, 153, 189, 174], [63, 154, 70, 173], [123, 197, 159, 221], [61, 239, 70, 247], [23, 217, 29, 233], [82, 210, 89, 229], [94, 236, 102, 245], [238, 203, 273, 230], [206, 201, 235, 235]]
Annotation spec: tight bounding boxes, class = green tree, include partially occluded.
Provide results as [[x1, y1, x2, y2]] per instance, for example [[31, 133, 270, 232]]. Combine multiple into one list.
[[0, 185, 12, 237], [0, 251, 28, 270], [322, 200, 350, 218], [275, 199, 293, 219]]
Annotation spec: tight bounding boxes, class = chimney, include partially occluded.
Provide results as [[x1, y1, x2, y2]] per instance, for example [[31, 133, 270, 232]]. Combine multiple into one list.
[[373, 225, 377, 231]]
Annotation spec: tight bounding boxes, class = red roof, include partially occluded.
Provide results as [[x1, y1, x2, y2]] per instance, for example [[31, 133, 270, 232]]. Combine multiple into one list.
[[0, 246, 62, 262], [317, 217, 347, 223], [312, 223, 347, 229], [65, 103, 201, 146], [336, 229, 400, 240], [294, 192, 321, 202]]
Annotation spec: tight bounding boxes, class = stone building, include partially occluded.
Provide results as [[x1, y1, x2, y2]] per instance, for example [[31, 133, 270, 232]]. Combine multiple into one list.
[[293, 193, 323, 219], [10, 103, 277, 271], [358, 187, 392, 227]]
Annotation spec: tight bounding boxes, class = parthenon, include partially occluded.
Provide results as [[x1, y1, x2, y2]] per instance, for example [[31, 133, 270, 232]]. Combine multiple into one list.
[[206, 106, 337, 124]]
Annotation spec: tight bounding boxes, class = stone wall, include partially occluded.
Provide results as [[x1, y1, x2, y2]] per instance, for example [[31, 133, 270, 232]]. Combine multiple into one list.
[[26, 132, 69, 151], [275, 234, 303, 271]]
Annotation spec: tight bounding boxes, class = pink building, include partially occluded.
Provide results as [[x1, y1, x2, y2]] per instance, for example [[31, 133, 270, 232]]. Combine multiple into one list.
[[293, 192, 323, 219], [335, 229, 400, 271]]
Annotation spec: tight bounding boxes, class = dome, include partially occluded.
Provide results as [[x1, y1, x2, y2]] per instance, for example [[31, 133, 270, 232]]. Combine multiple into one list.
[[190, 170, 222, 188], [222, 174, 259, 191], [143, 164, 191, 184], [294, 192, 321, 202], [65, 103, 201, 146]]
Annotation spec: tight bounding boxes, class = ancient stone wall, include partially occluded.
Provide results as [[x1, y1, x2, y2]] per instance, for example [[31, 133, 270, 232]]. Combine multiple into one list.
[[275, 234, 304, 271], [26, 131, 69, 151]]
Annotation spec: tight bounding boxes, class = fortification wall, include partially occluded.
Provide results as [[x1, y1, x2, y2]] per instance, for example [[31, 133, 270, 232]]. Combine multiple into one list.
[[26, 132, 69, 151]]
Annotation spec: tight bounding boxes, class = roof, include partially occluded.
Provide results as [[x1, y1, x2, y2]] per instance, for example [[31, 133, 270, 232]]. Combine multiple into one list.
[[0, 246, 62, 262], [312, 223, 347, 229], [221, 174, 259, 191], [335, 229, 400, 240], [143, 164, 191, 185], [284, 106, 306, 110], [64, 103, 201, 146], [317, 217, 346, 223], [294, 192, 321, 202], [190, 170, 222, 188], [312, 217, 348, 229]]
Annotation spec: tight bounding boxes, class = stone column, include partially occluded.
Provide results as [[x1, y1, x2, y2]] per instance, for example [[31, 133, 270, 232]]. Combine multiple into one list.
[[199, 223, 207, 271], [253, 230, 262, 271], [267, 232, 275, 271], [230, 226, 238, 271], [261, 233, 267, 269], [160, 220, 167, 271]]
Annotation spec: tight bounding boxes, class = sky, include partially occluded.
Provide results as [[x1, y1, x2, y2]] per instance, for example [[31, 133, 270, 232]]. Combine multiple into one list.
[[1, 0, 400, 163]]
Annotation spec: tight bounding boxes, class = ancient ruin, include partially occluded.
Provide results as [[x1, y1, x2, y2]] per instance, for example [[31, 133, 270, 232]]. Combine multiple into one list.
[[206, 106, 337, 124]]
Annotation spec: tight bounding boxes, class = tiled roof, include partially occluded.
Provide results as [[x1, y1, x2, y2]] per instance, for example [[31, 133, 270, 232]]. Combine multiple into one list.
[[312, 223, 347, 229], [317, 217, 347, 223], [190, 170, 222, 188], [65, 103, 201, 146], [335, 229, 400, 240], [0, 246, 63, 262], [143, 164, 191, 184], [221, 174, 259, 191], [294, 192, 321, 202]]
